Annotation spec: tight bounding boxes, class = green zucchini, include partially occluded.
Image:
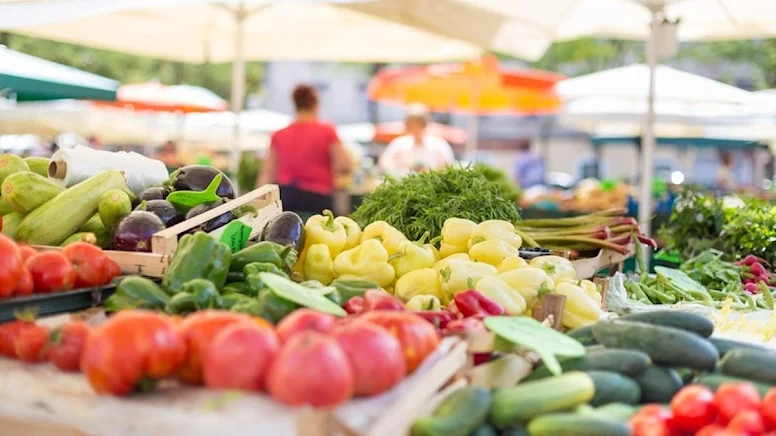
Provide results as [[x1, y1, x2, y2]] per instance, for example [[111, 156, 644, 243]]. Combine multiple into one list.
[[526, 348, 651, 381], [1, 172, 64, 214], [16, 170, 128, 245], [632, 366, 683, 403], [0, 154, 29, 185], [411, 387, 491, 436], [585, 370, 641, 406], [719, 348, 776, 384], [568, 325, 598, 346], [578, 403, 637, 423], [621, 310, 714, 337], [1, 212, 24, 239], [0, 198, 12, 215], [527, 413, 631, 436], [24, 157, 50, 177], [78, 214, 110, 248], [98, 189, 132, 235], [592, 320, 718, 370], [710, 337, 770, 357], [59, 232, 97, 247], [489, 372, 595, 429]]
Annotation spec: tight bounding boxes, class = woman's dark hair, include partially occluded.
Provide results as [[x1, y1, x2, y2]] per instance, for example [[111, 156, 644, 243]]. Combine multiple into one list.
[[292, 84, 318, 111]]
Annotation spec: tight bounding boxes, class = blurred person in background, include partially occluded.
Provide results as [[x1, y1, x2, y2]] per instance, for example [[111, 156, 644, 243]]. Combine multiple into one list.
[[512, 138, 544, 189], [258, 84, 351, 217], [379, 103, 455, 178], [156, 140, 181, 171], [717, 150, 737, 192]]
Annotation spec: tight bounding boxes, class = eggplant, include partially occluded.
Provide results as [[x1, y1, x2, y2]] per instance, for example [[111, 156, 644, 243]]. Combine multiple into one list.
[[142, 199, 183, 227], [260, 211, 305, 252], [139, 186, 170, 202], [114, 211, 165, 252], [185, 199, 235, 233], [169, 165, 236, 199]]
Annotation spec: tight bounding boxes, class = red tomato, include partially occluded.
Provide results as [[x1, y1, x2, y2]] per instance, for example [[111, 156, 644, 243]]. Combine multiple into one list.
[[361, 290, 406, 312], [275, 309, 335, 343], [102, 258, 122, 282], [14, 324, 49, 363], [13, 268, 34, 297], [0, 234, 23, 298], [762, 389, 776, 430], [359, 311, 440, 373], [47, 321, 91, 372], [714, 382, 762, 424], [81, 311, 185, 395], [728, 410, 766, 435], [267, 331, 354, 407], [62, 242, 109, 288], [630, 406, 673, 436], [25, 252, 76, 293], [177, 311, 263, 384], [671, 385, 717, 434], [203, 322, 279, 391], [696, 424, 726, 436], [0, 320, 35, 358], [18, 245, 37, 263], [332, 321, 406, 396]]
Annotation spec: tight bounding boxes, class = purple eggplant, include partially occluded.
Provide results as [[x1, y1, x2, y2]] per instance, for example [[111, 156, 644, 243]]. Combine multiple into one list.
[[113, 211, 165, 252], [139, 186, 170, 202], [141, 199, 184, 227], [185, 199, 235, 233], [169, 165, 236, 199]]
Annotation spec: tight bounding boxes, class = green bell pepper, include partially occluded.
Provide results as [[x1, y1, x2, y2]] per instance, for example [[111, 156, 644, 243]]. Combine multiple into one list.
[[165, 293, 198, 315], [244, 262, 289, 296], [181, 279, 223, 310], [230, 241, 297, 273], [255, 289, 297, 324], [222, 293, 252, 309], [226, 271, 245, 283], [104, 276, 170, 312], [162, 232, 232, 293], [301, 280, 342, 305], [330, 278, 380, 303], [222, 281, 249, 295]]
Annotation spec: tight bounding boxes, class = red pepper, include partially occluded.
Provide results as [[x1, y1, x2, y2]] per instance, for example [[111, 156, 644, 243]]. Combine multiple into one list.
[[454, 290, 505, 318], [413, 310, 456, 330], [361, 290, 406, 312], [343, 296, 365, 315], [441, 317, 487, 336]]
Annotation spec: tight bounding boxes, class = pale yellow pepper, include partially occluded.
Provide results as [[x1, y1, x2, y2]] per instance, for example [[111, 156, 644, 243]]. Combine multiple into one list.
[[497, 256, 528, 273], [333, 239, 395, 288], [467, 220, 522, 249], [580, 279, 602, 306], [361, 221, 407, 256], [469, 239, 520, 266], [554, 281, 602, 329], [475, 276, 526, 315], [436, 258, 497, 300], [438, 218, 477, 258], [498, 267, 555, 309], [390, 232, 437, 278], [529, 255, 576, 283], [405, 294, 442, 311], [303, 244, 335, 285], [394, 268, 443, 303], [294, 210, 347, 275], [334, 216, 362, 250]]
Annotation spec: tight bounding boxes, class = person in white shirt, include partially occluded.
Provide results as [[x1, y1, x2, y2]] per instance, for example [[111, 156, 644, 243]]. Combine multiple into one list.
[[378, 104, 456, 178]]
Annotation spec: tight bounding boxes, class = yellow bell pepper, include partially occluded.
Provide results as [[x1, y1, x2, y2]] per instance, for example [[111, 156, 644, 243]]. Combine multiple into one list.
[[580, 279, 602, 306], [435, 258, 497, 300], [295, 210, 348, 275], [498, 267, 555, 309], [554, 281, 602, 329], [529, 255, 576, 283], [333, 239, 395, 288], [391, 232, 437, 278], [361, 221, 407, 256], [394, 267, 443, 303], [334, 216, 362, 250], [475, 276, 526, 315], [497, 256, 528, 273], [467, 220, 522, 249], [438, 218, 477, 258], [469, 239, 520, 266], [405, 294, 442, 311], [303, 244, 335, 285], [562, 311, 596, 329]]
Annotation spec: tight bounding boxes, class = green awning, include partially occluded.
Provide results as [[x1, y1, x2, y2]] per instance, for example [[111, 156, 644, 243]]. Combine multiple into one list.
[[0, 47, 118, 101]]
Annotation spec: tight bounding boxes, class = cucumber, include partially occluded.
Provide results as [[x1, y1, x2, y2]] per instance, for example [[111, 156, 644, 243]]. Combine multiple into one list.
[[0, 154, 29, 185], [1, 212, 23, 238], [16, 171, 128, 246], [568, 325, 598, 346], [98, 189, 132, 235], [592, 320, 718, 370], [489, 372, 595, 429], [674, 368, 696, 385], [585, 370, 641, 406], [470, 424, 498, 436], [719, 348, 776, 384], [60, 232, 97, 247], [578, 403, 637, 423], [526, 348, 651, 381], [621, 311, 714, 338], [500, 426, 529, 436], [695, 374, 772, 397], [632, 366, 683, 403], [710, 337, 770, 357], [1, 172, 65, 213], [23, 157, 50, 177], [79, 214, 110, 248], [527, 413, 631, 436], [411, 387, 491, 436]]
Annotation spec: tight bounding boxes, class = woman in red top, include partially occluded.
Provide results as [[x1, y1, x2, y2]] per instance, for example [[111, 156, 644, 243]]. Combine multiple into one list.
[[258, 85, 351, 215]]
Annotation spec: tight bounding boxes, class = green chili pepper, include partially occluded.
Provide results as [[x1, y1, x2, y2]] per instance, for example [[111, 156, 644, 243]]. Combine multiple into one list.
[[223, 281, 249, 295], [255, 290, 297, 324], [222, 293, 252, 309], [230, 299, 263, 317], [231, 241, 298, 273], [243, 262, 286, 277], [165, 292, 198, 315], [181, 279, 223, 309], [330, 278, 380, 303], [105, 276, 170, 312]]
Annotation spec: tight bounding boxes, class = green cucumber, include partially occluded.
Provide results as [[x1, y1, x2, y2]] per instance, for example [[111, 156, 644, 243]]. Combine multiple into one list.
[[500, 426, 528, 436], [24, 157, 50, 177], [60, 232, 97, 246], [579, 403, 637, 423], [632, 366, 683, 403], [695, 374, 772, 397], [710, 337, 770, 357], [1, 172, 64, 213], [592, 320, 718, 370], [674, 368, 696, 385], [0, 154, 29, 185], [411, 387, 491, 436], [621, 311, 714, 337], [719, 348, 776, 384], [470, 424, 497, 436], [489, 372, 595, 429], [2, 212, 24, 238], [98, 188, 132, 235], [526, 348, 651, 381], [78, 214, 110, 248], [585, 370, 641, 406], [527, 413, 631, 436], [568, 325, 598, 346]]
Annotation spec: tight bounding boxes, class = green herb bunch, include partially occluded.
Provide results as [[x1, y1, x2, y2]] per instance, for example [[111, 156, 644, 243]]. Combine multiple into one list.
[[659, 190, 727, 259], [351, 165, 521, 241], [721, 203, 776, 266]]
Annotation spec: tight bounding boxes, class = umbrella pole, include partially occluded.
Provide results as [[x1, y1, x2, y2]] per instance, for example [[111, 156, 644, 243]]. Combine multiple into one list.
[[229, 2, 247, 176], [639, 7, 660, 239]]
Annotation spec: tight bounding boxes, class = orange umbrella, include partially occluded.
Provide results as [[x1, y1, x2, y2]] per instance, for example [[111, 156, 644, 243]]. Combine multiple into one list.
[[373, 121, 467, 145], [92, 83, 227, 113]]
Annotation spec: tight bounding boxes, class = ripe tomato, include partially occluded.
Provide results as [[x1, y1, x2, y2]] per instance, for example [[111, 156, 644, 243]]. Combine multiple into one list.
[[332, 321, 406, 396], [727, 409, 766, 435], [177, 311, 263, 384], [762, 389, 776, 429], [671, 385, 717, 434], [47, 321, 91, 372], [14, 324, 49, 363], [102, 258, 122, 282], [630, 406, 673, 436], [696, 424, 726, 436], [25, 252, 76, 293], [714, 382, 762, 424], [275, 309, 335, 343], [267, 331, 354, 407], [81, 311, 185, 395], [17, 245, 37, 263], [0, 234, 23, 298], [359, 311, 440, 373], [62, 242, 109, 288], [13, 268, 34, 297], [203, 322, 279, 391], [0, 320, 35, 358]]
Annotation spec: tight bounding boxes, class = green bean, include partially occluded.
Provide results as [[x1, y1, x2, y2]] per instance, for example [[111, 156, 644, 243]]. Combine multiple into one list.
[[763, 287, 775, 310]]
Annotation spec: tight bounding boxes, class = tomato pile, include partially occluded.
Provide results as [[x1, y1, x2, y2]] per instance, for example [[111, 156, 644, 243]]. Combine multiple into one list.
[[0, 234, 121, 299], [631, 383, 776, 436]]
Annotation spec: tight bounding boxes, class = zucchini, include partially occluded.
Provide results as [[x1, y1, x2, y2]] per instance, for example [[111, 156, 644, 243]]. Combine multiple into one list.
[[24, 157, 50, 177], [621, 311, 714, 337], [632, 366, 683, 403], [0, 154, 29, 185], [489, 372, 595, 429], [0, 198, 12, 215], [1, 212, 24, 238], [695, 374, 772, 397], [719, 348, 776, 384], [578, 403, 637, 423], [1, 172, 64, 213], [59, 232, 97, 247], [79, 214, 110, 248], [16, 171, 127, 245], [527, 413, 631, 436], [411, 387, 491, 436], [710, 337, 769, 358], [568, 325, 598, 346], [526, 348, 651, 381], [98, 189, 132, 235], [592, 320, 718, 370], [585, 370, 641, 406]]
